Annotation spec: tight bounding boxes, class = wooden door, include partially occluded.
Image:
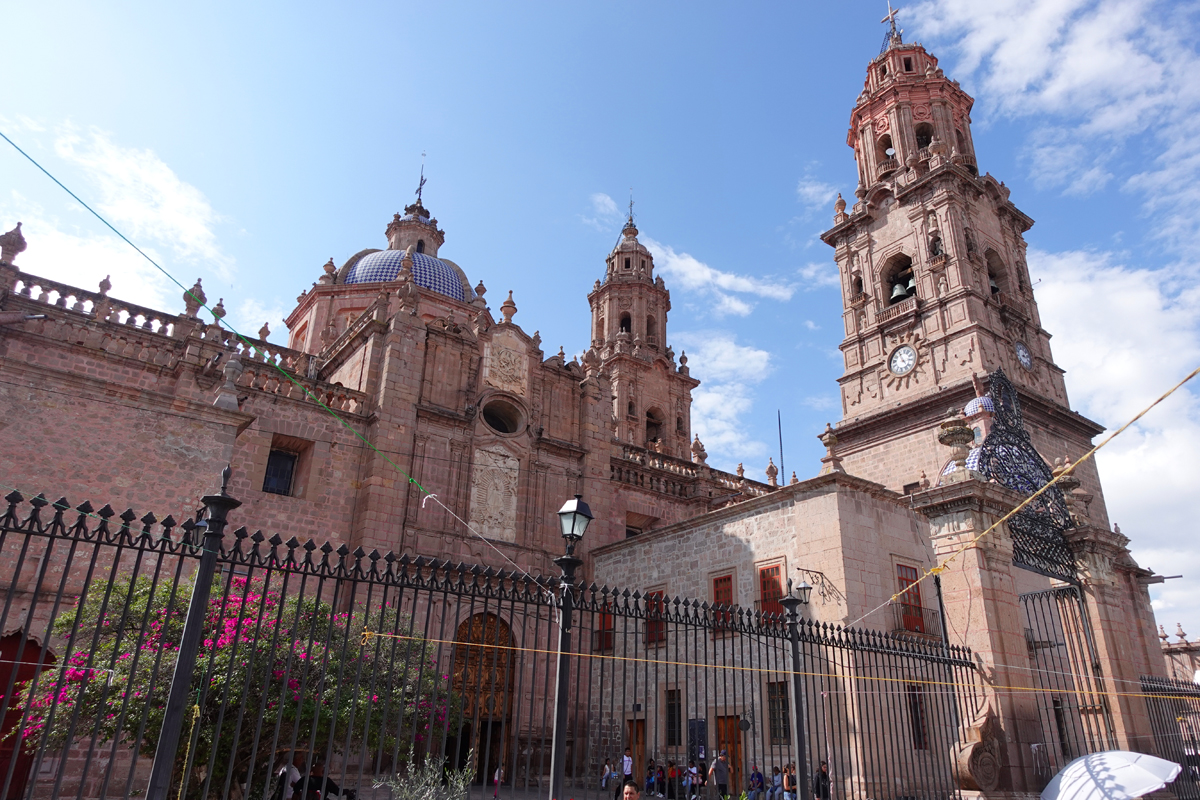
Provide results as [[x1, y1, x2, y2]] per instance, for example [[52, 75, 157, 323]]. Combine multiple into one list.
[[628, 719, 646, 784], [715, 716, 742, 793]]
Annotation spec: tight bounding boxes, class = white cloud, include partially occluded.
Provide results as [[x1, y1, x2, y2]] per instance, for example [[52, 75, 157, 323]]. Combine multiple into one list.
[[0, 192, 179, 313], [804, 320, 819, 331], [796, 177, 839, 211], [1030, 247, 1200, 640], [54, 125, 234, 277], [233, 298, 291, 344], [579, 192, 624, 231], [910, 0, 1200, 253], [797, 261, 840, 290], [673, 332, 773, 470], [643, 236, 795, 317]]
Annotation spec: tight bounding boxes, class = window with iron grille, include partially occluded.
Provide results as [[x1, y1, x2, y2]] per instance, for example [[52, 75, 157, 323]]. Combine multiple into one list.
[[645, 591, 666, 645], [666, 689, 682, 746], [896, 564, 925, 633], [759, 565, 784, 617], [263, 450, 298, 496], [906, 683, 929, 750], [713, 574, 734, 626], [767, 681, 790, 744]]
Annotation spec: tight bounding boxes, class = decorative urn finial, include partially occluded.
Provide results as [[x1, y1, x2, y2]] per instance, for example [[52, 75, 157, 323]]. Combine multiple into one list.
[[0, 222, 27, 264], [500, 290, 517, 324]]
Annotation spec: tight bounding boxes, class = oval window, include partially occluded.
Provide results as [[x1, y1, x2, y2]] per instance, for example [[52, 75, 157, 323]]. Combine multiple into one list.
[[481, 398, 524, 434]]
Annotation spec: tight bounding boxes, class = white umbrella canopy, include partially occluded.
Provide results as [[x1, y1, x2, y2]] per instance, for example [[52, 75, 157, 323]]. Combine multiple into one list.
[[1042, 751, 1182, 800]]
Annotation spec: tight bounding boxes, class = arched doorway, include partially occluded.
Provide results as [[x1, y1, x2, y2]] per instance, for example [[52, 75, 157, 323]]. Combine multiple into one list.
[[0, 634, 55, 800], [451, 614, 515, 785]]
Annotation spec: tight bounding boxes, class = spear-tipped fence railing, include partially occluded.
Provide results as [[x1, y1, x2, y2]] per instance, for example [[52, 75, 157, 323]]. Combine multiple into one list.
[[0, 480, 991, 800]]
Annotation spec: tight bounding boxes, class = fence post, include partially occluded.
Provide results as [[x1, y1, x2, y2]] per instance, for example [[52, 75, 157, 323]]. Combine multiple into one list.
[[549, 551, 582, 800], [146, 467, 241, 800], [780, 594, 812, 800]]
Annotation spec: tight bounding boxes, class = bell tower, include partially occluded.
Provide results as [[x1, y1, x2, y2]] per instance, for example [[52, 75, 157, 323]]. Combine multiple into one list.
[[588, 207, 698, 460], [819, 23, 1111, 525]]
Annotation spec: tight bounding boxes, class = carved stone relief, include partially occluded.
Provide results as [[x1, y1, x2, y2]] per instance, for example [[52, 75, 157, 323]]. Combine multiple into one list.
[[483, 329, 528, 396], [468, 447, 520, 543]]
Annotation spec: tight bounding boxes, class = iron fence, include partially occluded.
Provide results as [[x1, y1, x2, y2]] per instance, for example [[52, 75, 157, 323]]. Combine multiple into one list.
[[1142, 676, 1200, 800], [0, 481, 987, 800], [1019, 585, 1114, 783]]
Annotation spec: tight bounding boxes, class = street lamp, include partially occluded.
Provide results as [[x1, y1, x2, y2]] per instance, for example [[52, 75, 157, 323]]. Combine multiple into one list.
[[556, 494, 593, 556], [781, 577, 814, 800], [549, 494, 592, 800]]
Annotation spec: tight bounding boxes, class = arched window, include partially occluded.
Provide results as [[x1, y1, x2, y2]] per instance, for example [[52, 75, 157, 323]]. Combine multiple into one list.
[[883, 253, 916, 305], [645, 408, 664, 447], [646, 315, 657, 343], [596, 316, 606, 341], [878, 134, 895, 162], [985, 250, 1006, 296], [914, 123, 934, 150], [929, 234, 943, 257], [676, 416, 685, 434], [619, 313, 632, 333], [851, 275, 865, 297], [627, 400, 635, 417], [416, 239, 425, 254]]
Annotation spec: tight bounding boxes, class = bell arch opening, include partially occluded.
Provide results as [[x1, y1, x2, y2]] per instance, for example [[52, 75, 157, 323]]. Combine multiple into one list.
[[882, 253, 916, 305]]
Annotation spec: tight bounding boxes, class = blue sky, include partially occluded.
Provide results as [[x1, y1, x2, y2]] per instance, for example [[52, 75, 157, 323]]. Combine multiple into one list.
[[4, 0, 1200, 637]]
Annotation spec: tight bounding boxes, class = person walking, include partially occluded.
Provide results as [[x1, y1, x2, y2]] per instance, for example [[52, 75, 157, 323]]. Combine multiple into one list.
[[707, 751, 730, 800], [493, 764, 504, 799], [812, 761, 831, 800]]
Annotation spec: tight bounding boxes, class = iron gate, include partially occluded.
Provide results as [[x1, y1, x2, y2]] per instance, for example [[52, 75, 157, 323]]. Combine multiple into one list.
[[0, 482, 985, 800], [1142, 676, 1200, 800]]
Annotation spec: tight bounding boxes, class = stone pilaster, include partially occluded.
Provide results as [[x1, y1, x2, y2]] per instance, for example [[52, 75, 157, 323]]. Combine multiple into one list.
[[912, 479, 1043, 793]]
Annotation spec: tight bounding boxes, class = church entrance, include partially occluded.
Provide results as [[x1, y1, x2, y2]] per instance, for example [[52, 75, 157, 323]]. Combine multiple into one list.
[[451, 613, 515, 785], [0, 635, 54, 800]]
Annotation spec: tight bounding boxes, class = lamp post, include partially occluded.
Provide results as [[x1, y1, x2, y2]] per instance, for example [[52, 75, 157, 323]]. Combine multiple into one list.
[[780, 579, 813, 800], [549, 494, 593, 800]]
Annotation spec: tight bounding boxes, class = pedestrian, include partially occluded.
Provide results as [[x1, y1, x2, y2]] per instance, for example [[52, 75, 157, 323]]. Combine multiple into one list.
[[493, 764, 504, 799], [813, 761, 830, 800], [748, 764, 764, 800], [620, 747, 634, 800], [655, 761, 666, 797], [273, 754, 303, 800], [646, 759, 657, 796], [767, 767, 782, 800], [624, 779, 643, 800], [687, 761, 700, 799], [667, 761, 677, 800], [707, 750, 730, 800], [603, 758, 614, 790], [296, 760, 340, 800], [781, 764, 795, 800]]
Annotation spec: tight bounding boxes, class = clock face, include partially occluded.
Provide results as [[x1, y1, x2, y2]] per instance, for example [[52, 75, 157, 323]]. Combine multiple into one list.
[[1015, 341, 1033, 369], [889, 344, 917, 376]]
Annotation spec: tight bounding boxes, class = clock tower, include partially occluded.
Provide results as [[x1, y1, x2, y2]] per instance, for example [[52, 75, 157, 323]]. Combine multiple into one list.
[[820, 27, 1111, 525]]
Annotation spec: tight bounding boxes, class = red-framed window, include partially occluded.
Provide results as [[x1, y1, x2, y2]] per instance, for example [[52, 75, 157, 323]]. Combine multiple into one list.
[[896, 564, 925, 633], [645, 591, 666, 644], [713, 574, 734, 626], [594, 608, 615, 652], [759, 565, 784, 617]]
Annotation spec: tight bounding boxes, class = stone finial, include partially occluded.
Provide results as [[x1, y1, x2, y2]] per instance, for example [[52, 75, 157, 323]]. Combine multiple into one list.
[[736, 462, 745, 479], [258, 322, 271, 341], [1160, 625, 1170, 644], [679, 351, 688, 366], [938, 408, 975, 483], [1176, 623, 1189, 643], [474, 280, 487, 300], [184, 278, 206, 318], [818, 423, 845, 475], [558, 345, 566, 361], [500, 290, 517, 324], [854, 181, 867, 200], [0, 222, 27, 264], [920, 471, 930, 489], [834, 193, 846, 215], [213, 354, 243, 411], [98, 275, 112, 296], [319, 258, 337, 285], [790, 471, 799, 485], [593, 279, 602, 292], [971, 371, 987, 398], [691, 434, 708, 465], [766, 457, 779, 487], [211, 298, 226, 320]]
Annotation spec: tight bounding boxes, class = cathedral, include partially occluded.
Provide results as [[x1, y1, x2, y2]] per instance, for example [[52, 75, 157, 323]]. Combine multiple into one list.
[[0, 18, 1181, 800]]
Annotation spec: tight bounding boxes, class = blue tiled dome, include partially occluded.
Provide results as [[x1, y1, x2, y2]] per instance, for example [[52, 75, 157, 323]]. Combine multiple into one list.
[[964, 396, 995, 416], [344, 250, 466, 301], [942, 447, 984, 476]]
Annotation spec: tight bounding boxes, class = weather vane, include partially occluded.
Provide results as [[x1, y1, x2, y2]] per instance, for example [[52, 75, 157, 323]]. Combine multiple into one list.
[[416, 151, 427, 203]]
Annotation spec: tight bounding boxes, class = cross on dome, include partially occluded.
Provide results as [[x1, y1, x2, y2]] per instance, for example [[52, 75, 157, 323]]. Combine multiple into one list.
[[880, 0, 904, 51]]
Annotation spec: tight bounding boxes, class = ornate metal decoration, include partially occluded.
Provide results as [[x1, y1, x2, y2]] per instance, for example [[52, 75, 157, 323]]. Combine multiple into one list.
[[976, 368, 1078, 582]]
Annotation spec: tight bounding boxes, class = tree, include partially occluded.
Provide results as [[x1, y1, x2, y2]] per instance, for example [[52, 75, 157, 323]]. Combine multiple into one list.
[[15, 573, 459, 799]]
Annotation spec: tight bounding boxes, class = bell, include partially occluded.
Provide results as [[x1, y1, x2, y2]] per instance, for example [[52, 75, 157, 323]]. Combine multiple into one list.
[[989, 277, 1000, 294], [890, 282, 908, 301], [906, 276, 917, 292]]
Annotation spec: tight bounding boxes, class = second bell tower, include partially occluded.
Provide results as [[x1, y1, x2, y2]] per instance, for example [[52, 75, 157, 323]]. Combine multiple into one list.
[[819, 27, 1110, 525]]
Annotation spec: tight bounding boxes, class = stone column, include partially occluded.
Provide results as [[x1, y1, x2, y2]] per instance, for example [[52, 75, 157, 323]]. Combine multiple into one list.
[[912, 476, 1044, 794]]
